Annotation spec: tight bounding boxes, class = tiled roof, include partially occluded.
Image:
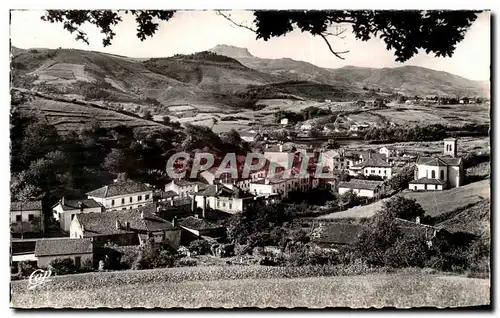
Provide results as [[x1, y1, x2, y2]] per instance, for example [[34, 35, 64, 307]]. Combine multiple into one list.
[[35, 238, 93, 257], [362, 157, 391, 168], [409, 177, 447, 185], [86, 180, 152, 198], [440, 157, 462, 166], [55, 199, 102, 211], [416, 156, 461, 167], [264, 144, 295, 153], [76, 204, 176, 237], [172, 179, 208, 188], [154, 190, 178, 199], [311, 223, 366, 245], [11, 201, 42, 211], [177, 216, 223, 231], [338, 179, 384, 191]]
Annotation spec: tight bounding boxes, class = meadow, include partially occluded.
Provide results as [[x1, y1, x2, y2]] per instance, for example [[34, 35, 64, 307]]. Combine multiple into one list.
[[10, 265, 489, 308]]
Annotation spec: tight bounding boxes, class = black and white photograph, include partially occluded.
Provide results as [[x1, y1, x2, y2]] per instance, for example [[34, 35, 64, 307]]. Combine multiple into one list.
[[8, 8, 491, 309]]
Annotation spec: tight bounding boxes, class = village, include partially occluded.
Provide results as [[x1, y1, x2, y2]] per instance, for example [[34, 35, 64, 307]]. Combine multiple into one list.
[[10, 125, 481, 275]]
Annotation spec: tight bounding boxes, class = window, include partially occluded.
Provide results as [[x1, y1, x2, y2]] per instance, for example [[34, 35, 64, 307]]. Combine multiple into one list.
[[111, 199, 115, 206], [229, 203, 232, 210], [16, 215, 21, 222], [440, 170, 445, 180], [414, 186, 417, 191], [138, 195, 142, 201], [75, 256, 81, 268], [28, 214, 34, 222], [431, 170, 436, 179], [129, 197, 133, 203], [222, 202, 226, 208], [121, 198, 125, 204], [371, 170, 375, 174], [122, 208, 126, 211], [378, 170, 381, 174], [145, 194, 150, 200]]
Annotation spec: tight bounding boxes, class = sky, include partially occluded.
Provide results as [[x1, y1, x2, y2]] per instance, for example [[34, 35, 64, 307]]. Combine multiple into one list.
[[9, 10, 491, 81]]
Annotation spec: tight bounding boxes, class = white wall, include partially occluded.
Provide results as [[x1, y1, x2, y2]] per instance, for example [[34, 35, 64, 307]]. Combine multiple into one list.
[[363, 166, 392, 179], [263, 152, 294, 169], [53, 206, 103, 232], [408, 183, 444, 191], [338, 186, 376, 198], [416, 164, 447, 182], [37, 253, 93, 268], [448, 165, 461, 188], [88, 190, 153, 211], [10, 209, 42, 224]]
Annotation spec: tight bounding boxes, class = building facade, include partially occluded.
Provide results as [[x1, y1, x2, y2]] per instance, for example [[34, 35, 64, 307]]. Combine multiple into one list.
[[86, 180, 153, 211], [52, 198, 103, 232]]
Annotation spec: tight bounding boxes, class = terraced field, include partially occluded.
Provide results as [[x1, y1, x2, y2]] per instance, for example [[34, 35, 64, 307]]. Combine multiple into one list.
[[16, 92, 166, 135]]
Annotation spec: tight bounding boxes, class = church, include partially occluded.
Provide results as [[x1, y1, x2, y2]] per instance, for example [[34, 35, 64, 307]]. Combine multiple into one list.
[[408, 138, 463, 191]]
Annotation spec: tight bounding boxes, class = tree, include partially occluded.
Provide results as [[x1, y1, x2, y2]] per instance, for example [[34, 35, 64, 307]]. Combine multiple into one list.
[[381, 196, 425, 221], [41, 10, 480, 62], [325, 139, 340, 149], [387, 164, 415, 191], [143, 110, 153, 120], [220, 129, 242, 147]]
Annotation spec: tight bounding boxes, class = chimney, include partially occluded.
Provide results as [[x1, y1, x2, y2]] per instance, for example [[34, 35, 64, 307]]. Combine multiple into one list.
[[140, 211, 144, 219], [61, 196, 65, 207], [215, 184, 219, 192], [201, 196, 207, 218], [126, 221, 130, 230], [156, 205, 160, 214], [172, 216, 177, 227], [115, 220, 121, 230], [279, 144, 283, 152], [415, 216, 421, 224]]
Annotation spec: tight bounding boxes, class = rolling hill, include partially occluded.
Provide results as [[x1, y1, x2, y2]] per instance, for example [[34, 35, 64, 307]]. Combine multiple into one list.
[[209, 45, 490, 97]]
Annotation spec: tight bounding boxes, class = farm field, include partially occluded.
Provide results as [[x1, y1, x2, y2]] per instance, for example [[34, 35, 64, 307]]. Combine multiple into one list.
[[10, 266, 489, 308], [16, 95, 165, 135]]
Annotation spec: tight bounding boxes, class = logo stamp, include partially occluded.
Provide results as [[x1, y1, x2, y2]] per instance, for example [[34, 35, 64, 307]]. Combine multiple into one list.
[[27, 269, 52, 290]]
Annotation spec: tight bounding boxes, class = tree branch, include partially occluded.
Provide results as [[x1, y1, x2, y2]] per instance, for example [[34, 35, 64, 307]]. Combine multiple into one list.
[[215, 10, 257, 33], [318, 33, 349, 59]]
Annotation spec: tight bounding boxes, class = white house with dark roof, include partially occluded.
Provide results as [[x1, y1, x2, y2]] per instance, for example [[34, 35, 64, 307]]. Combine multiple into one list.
[[338, 179, 385, 198], [192, 184, 256, 214], [409, 138, 463, 191], [361, 157, 393, 180], [86, 180, 153, 211], [52, 198, 103, 232], [35, 237, 93, 268], [70, 203, 181, 248], [10, 201, 44, 236], [165, 179, 208, 198]]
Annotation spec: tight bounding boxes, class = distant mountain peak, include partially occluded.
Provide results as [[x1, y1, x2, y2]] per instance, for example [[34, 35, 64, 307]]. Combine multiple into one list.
[[209, 44, 254, 59]]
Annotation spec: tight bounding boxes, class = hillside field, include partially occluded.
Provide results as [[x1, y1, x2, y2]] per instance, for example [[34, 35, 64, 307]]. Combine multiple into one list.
[[10, 266, 489, 308]]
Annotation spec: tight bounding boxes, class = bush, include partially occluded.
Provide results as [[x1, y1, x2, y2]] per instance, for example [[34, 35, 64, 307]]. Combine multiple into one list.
[[189, 239, 211, 255], [18, 261, 37, 277], [175, 258, 198, 267], [49, 258, 76, 276], [79, 258, 94, 273]]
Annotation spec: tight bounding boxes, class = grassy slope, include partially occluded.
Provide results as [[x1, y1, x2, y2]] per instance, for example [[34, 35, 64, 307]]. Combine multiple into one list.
[[11, 266, 489, 308], [437, 200, 491, 237], [318, 180, 490, 220], [402, 179, 490, 217]]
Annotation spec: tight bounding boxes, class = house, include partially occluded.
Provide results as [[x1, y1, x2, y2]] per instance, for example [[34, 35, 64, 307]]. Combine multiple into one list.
[[240, 131, 261, 142], [280, 118, 289, 125], [394, 218, 452, 247], [409, 138, 463, 191], [319, 149, 346, 171], [35, 238, 93, 269], [165, 179, 208, 198], [249, 169, 318, 199], [192, 184, 256, 214], [310, 222, 366, 247], [337, 179, 385, 198], [361, 157, 393, 180], [52, 198, 103, 232], [70, 204, 181, 248], [459, 97, 470, 104], [263, 143, 296, 169], [174, 216, 226, 244], [379, 146, 396, 158], [86, 180, 153, 211], [154, 190, 179, 202], [300, 123, 312, 131], [10, 201, 44, 237]]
